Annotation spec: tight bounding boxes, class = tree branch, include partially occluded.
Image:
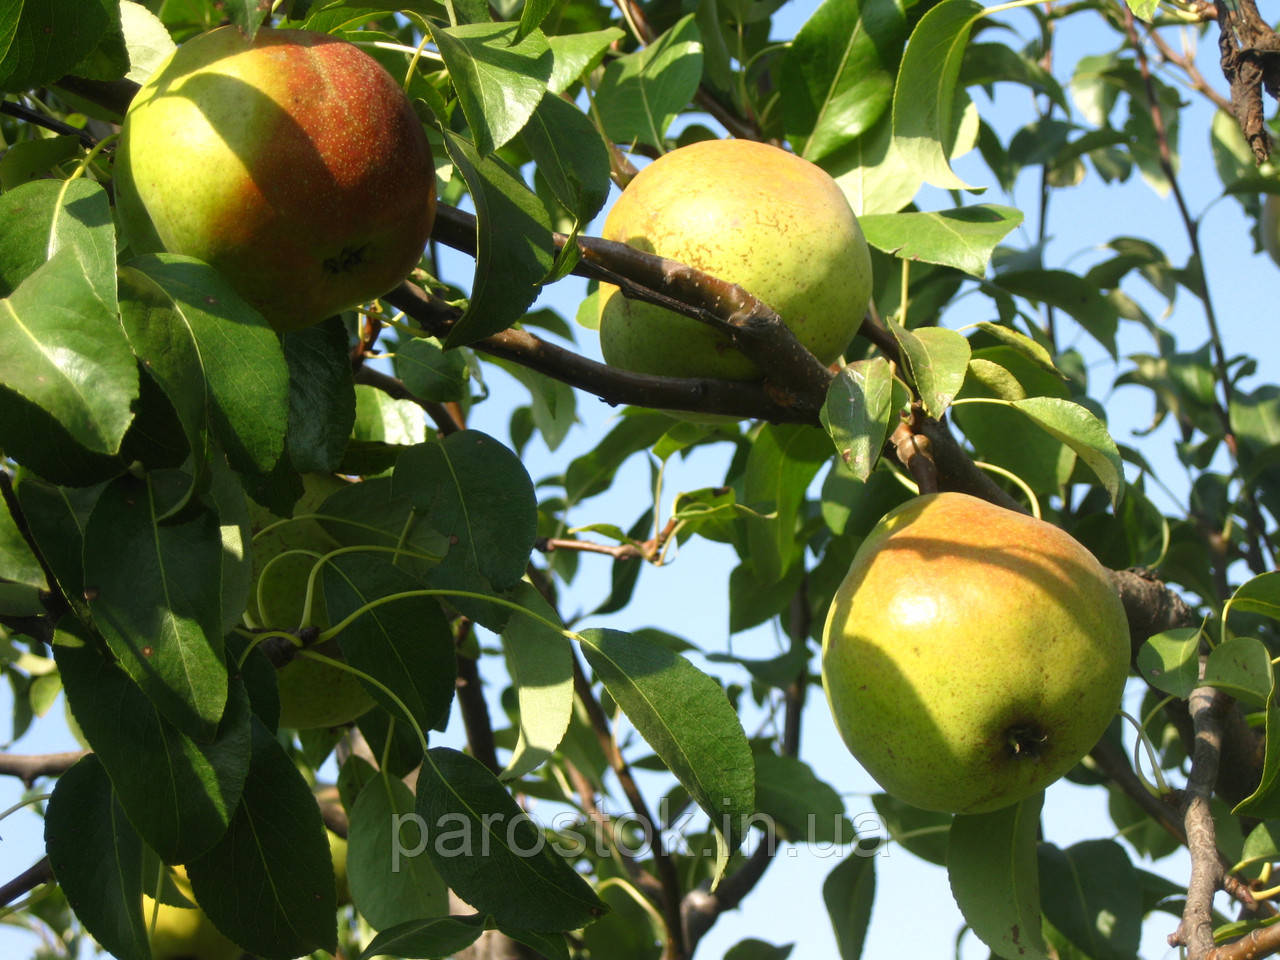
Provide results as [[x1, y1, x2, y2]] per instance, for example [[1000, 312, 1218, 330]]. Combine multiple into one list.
[[1171, 684, 1229, 958], [0, 751, 86, 787], [0, 858, 53, 908]]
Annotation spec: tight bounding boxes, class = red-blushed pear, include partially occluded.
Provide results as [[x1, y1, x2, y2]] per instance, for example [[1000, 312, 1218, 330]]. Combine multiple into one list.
[[596, 138, 872, 381], [115, 25, 436, 332], [821, 492, 1130, 814]]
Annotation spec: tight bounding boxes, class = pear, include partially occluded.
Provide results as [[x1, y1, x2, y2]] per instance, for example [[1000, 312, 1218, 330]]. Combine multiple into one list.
[[596, 138, 871, 380], [821, 492, 1130, 814], [115, 26, 436, 332], [142, 866, 241, 960]]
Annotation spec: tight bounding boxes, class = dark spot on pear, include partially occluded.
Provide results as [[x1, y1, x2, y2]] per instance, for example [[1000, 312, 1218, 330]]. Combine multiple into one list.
[[1005, 722, 1049, 759]]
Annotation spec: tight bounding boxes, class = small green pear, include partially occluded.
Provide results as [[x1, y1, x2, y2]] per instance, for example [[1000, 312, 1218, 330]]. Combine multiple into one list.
[[142, 866, 242, 960], [821, 492, 1130, 814], [596, 138, 871, 380]]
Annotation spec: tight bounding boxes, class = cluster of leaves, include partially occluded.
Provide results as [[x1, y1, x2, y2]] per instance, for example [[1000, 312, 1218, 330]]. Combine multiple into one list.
[[3, 0, 1280, 958]]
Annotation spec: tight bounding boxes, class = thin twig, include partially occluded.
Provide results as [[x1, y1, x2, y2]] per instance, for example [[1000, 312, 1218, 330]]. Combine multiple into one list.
[[0, 858, 53, 908], [1146, 26, 1234, 113]]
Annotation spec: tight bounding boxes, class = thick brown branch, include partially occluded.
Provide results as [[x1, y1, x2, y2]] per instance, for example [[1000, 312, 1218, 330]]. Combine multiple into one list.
[[1209, 922, 1280, 960], [0, 751, 86, 787], [1171, 685, 1229, 958], [455, 621, 500, 776]]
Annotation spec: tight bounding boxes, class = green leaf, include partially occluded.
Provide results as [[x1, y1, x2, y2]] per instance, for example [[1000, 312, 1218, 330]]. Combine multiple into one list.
[[742, 424, 832, 585], [1010, 397, 1124, 505], [781, 0, 906, 162], [1235, 693, 1280, 817], [947, 794, 1049, 960], [1136, 627, 1201, 699], [823, 854, 875, 960], [500, 582, 574, 780], [54, 634, 251, 864], [723, 940, 794, 960], [577, 627, 755, 879], [890, 0, 984, 190], [1204, 636, 1273, 708], [0, 0, 114, 91], [1240, 821, 1280, 871], [0, 134, 83, 191], [1226, 570, 1280, 624], [393, 431, 538, 592], [888, 319, 970, 419], [282, 319, 355, 474], [492, 356, 578, 452], [118, 254, 289, 477], [595, 14, 703, 149], [1123, 0, 1159, 22], [323, 554, 458, 733], [994, 269, 1119, 357], [547, 28, 623, 95], [44, 754, 148, 960], [973, 321, 1060, 376], [186, 717, 338, 959], [414, 747, 606, 930], [872, 793, 951, 865], [357, 915, 486, 960], [820, 357, 894, 481], [564, 411, 672, 504], [0, 180, 134, 457], [521, 92, 612, 225], [1038, 840, 1141, 960], [431, 22, 552, 156], [827, 112, 922, 216], [395, 336, 471, 403], [348, 774, 449, 932], [753, 752, 853, 843], [859, 205, 1023, 277], [83, 474, 228, 741], [439, 130, 555, 347]]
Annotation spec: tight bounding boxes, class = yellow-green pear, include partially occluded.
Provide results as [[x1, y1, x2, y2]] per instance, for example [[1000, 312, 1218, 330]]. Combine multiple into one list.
[[596, 138, 871, 380], [115, 26, 436, 332], [142, 866, 241, 960], [821, 492, 1130, 814]]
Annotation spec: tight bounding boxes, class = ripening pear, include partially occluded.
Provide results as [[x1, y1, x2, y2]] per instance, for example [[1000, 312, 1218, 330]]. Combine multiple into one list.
[[596, 138, 871, 380], [821, 492, 1130, 814]]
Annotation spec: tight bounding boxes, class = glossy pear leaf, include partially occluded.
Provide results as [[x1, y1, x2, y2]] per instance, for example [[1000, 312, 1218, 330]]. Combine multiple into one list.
[[564, 411, 673, 504], [1225, 570, 1280, 623], [1136, 627, 1201, 699], [83, 474, 228, 741], [282, 319, 355, 473], [499, 582, 574, 781], [315, 475, 448, 585], [781, 0, 906, 162], [0, 0, 113, 91], [823, 854, 875, 960], [395, 336, 470, 403], [357, 915, 487, 960], [973, 321, 1060, 376], [439, 130, 555, 347], [891, 0, 983, 190], [323, 554, 457, 733], [754, 752, 853, 844], [947, 794, 1048, 960], [1204, 636, 1273, 708], [44, 754, 148, 960], [1038, 840, 1141, 960], [858, 205, 1023, 277], [821, 356, 894, 480], [393, 431, 538, 592], [547, 28, 624, 95], [0, 134, 82, 191], [348, 774, 448, 932], [414, 747, 607, 930], [966, 358, 1026, 400], [119, 253, 289, 477], [491, 356, 578, 453], [432, 22, 552, 156], [872, 793, 952, 865], [500, 927, 571, 960], [1010, 397, 1124, 506], [595, 14, 702, 149], [887, 319, 970, 419], [54, 635, 250, 864], [578, 628, 755, 876], [1, 207, 133, 459], [0, 488, 43, 588], [1234, 693, 1280, 817], [186, 717, 337, 959], [1241, 821, 1280, 870], [521, 91, 612, 226], [994, 269, 1119, 357], [0, 177, 113, 298], [742, 424, 833, 584], [13, 475, 99, 604], [828, 112, 923, 216]]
